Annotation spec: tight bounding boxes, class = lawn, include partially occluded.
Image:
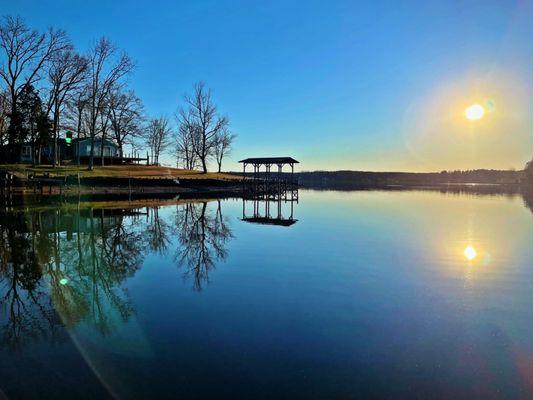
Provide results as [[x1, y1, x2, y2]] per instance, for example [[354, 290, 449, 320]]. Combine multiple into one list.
[[3, 164, 240, 181]]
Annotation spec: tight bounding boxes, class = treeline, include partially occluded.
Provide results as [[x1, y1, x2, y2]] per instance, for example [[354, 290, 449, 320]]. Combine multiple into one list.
[[297, 169, 529, 188], [0, 16, 234, 171]]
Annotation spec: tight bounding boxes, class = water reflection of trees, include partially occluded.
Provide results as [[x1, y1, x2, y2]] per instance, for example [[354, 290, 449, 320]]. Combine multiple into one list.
[[0, 199, 234, 348], [174, 200, 233, 290], [0, 207, 145, 348], [144, 206, 171, 254], [0, 212, 60, 350]]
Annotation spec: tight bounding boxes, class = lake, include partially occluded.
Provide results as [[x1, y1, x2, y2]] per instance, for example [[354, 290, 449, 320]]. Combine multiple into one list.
[[1, 189, 533, 399]]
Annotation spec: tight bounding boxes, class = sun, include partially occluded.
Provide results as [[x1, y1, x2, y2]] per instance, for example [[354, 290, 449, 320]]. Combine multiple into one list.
[[464, 245, 477, 261], [465, 103, 485, 121]]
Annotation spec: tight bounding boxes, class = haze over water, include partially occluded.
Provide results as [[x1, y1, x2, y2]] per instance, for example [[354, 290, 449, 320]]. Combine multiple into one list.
[[1, 189, 533, 399]]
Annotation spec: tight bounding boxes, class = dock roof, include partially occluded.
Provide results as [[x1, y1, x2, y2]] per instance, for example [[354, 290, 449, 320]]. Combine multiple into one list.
[[238, 157, 299, 165]]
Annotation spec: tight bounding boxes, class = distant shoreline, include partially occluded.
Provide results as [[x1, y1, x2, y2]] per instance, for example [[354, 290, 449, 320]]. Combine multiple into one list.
[[2, 164, 531, 199]]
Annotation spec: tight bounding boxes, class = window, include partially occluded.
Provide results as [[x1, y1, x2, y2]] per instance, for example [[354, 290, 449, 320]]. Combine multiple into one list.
[[22, 146, 31, 156]]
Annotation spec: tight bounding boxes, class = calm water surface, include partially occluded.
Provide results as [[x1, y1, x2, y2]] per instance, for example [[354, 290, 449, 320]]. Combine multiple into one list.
[[1, 189, 533, 399]]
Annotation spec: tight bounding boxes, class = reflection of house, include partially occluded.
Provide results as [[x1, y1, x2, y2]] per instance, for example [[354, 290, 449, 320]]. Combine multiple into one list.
[[38, 208, 141, 239]]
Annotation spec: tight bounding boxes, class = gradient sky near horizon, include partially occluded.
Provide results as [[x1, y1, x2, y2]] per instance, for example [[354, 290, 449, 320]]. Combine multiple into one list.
[[3, 0, 532, 171]]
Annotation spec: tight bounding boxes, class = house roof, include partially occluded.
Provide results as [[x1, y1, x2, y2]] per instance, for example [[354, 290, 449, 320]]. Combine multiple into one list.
[[22, 139, 67, 146], [238, 157, 299, 164], [73, 138, 117, 146]]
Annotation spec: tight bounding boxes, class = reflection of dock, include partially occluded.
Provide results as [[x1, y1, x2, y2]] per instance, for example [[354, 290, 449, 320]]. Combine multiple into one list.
[[241, 192, 298, 227], [242, 216, 297, 227]]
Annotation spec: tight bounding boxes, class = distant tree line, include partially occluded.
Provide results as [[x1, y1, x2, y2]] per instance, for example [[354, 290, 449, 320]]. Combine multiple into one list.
[[295, 168, 531, 188], [0, 15, 235, 172]]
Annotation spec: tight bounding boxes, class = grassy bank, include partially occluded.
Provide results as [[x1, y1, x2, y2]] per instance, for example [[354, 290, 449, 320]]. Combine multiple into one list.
[[2, 164, 240, 181]]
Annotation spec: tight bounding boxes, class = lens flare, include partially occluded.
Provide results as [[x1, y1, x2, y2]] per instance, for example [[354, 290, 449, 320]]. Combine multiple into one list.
[[485, 99, 496, 113]]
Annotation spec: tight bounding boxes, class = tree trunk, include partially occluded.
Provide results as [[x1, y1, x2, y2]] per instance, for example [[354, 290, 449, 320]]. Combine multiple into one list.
[[76, 109, 82, 166], [88, 136, 94, 170], [100, 131, 105, 167], [8, 91, 16, 146], [31, 127, 36, 167], [53, 108, 59, 167]]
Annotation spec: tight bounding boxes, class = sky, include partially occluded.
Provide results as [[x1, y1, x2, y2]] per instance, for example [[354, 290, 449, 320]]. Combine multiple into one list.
[[2, 0, 532, 172]]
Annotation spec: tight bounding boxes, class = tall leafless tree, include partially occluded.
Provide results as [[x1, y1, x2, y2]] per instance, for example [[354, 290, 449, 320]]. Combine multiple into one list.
[[213, 128, 236, 173], [47, 47, 88, 166], [175, 110, 199, 170], [107, 87, 143, 159], [179, 82, 229, 173], [0, 16, 69, 146], [86, 37, 133, 170], [146, 116, 171, 165]]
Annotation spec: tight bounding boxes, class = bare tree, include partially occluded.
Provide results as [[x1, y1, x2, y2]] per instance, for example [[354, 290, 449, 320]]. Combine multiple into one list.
[[175, 110, 198, 170], [107, 87, 143, 159], [146, 116, 171, 165], [86, 37, 133, 170], [47, 47, 88, 166], [213, 128, 236, 173], [180, 82, 229, 173], [0, 16, 69, 147]]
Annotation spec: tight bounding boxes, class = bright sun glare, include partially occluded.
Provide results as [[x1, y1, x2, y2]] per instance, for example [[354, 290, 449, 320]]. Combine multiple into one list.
[[465, 104, 485, 121], [464, 245, 477, 261]]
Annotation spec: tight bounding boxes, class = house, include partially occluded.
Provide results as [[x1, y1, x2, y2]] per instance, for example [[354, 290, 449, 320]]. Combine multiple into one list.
[[16, 139, 71, 164], [2, 137, 146, 165], [4, 138, 118, 164], [2, 142, 63, 164], [73, 138, 118, 159]]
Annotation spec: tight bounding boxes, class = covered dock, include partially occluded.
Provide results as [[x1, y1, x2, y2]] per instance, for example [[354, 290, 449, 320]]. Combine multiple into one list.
[[238, 156, 299, 201], [239, 157, 299, 180]]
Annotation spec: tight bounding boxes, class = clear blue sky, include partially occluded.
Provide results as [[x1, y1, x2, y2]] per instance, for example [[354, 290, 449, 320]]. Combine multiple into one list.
[[4, 0, 533, 171]]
